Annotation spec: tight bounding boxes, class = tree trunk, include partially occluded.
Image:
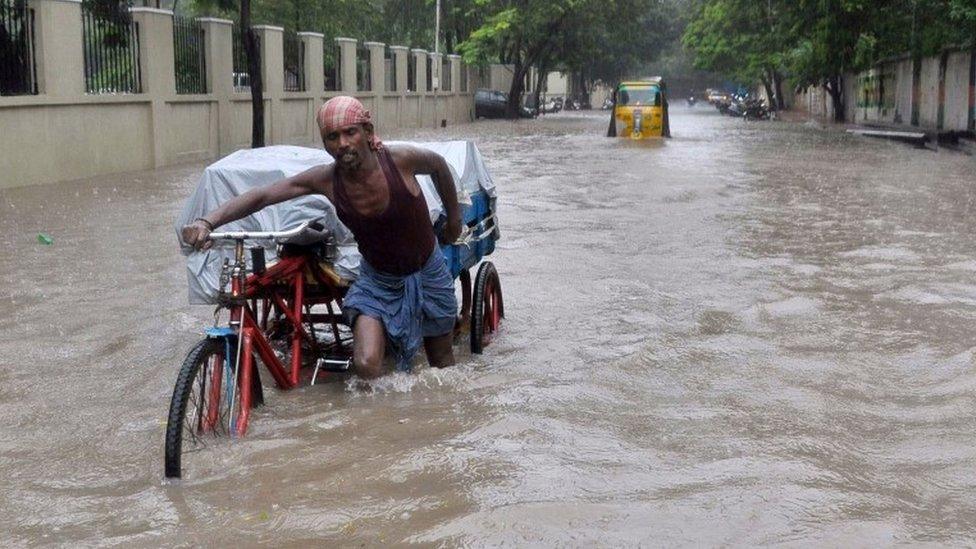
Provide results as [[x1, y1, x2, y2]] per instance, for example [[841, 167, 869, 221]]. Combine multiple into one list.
[[241, 0, 265, 148], [760, 75, 774, 109], [506, 60, 528, 119], [825, 74, 845, 123], [772, 70, 786, 110], [532, 63, 547, 116]]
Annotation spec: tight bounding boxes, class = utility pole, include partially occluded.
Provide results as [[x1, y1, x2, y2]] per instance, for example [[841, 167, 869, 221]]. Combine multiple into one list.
[[433, 0, 441, 91]]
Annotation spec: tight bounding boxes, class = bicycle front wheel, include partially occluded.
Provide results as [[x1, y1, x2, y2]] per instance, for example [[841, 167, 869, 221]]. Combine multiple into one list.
[[164, 338, 242, 479]]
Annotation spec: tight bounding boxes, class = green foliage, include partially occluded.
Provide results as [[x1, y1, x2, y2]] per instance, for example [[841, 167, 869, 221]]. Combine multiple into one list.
[[685, 0, 976, 93]]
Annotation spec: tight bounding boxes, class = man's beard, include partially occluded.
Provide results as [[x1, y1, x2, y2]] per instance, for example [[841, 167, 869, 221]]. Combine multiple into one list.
[[337, 150, 361, 170]]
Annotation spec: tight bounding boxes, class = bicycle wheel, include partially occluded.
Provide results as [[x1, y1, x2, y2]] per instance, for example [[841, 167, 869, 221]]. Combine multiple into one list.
[[470, 262, 504, 354], [164, 338, 242, 479]]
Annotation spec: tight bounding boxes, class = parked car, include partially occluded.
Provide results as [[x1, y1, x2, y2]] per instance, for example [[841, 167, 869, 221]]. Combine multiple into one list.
[[475, 89, 535, 119]]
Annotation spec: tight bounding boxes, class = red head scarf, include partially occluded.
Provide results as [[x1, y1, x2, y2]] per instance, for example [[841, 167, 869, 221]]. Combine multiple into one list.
[[317, 96, 383, 150]]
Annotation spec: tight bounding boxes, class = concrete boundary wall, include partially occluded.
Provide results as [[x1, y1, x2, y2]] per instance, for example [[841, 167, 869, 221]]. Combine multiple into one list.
[[0, 1, 480, 189], [794, 47, 975, 133]]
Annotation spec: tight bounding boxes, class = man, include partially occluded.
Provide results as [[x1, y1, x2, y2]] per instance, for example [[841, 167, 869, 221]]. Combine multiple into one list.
[[182, 96, 462, 379]]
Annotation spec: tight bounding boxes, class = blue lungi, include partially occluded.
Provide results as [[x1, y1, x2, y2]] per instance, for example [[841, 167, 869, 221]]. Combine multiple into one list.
[[343, 246, 457, 371]]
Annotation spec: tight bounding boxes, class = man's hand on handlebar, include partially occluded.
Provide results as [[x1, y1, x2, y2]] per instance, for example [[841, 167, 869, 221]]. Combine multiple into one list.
[[182, 219, 214, 251]]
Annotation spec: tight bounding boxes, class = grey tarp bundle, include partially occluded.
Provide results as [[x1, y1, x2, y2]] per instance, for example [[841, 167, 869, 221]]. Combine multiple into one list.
[[175, 141, 496, 304]]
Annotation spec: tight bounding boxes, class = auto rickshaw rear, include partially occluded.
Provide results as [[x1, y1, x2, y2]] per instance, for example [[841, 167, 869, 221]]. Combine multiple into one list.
[[607, 78, 671, 139]]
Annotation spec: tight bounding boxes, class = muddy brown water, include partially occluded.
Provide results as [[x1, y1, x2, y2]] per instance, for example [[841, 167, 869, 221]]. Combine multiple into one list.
[[2, 109, 976, 546]]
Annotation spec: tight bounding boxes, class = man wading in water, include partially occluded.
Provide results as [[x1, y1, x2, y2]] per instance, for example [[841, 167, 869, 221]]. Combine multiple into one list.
[[182, 96, 462, 379]]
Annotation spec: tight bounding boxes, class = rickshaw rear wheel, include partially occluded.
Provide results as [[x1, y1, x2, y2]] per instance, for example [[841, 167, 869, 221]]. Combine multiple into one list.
[[164, 338, 248, 479], [471, 262, 504, 354]]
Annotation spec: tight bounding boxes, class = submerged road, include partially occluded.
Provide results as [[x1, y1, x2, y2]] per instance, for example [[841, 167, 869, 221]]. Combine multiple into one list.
[[2, 108, 976, 545]]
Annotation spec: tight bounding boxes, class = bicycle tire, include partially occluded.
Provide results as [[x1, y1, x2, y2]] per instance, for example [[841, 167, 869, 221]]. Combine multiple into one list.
[[164, 338, 239, 479]]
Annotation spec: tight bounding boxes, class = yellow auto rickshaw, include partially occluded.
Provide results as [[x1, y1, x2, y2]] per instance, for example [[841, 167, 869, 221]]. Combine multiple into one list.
[[607, 78, 671, 139]]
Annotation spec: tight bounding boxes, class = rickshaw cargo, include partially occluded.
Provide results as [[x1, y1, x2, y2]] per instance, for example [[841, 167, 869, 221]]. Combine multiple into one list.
[[175, 141, 498, 304]]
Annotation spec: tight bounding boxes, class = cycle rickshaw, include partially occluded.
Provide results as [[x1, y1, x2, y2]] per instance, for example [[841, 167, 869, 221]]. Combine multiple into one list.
[[164, 142, 502, 479]]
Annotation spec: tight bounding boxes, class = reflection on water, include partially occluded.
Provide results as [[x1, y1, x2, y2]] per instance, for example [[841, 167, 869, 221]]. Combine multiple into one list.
[[2, 108, 976, 545]]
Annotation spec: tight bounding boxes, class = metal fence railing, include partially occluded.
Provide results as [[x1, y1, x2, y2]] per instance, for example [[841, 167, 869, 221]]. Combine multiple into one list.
[[283, 30, 304, 92], [323, 41, 338, 91], [460, 62, 468, 92], [441, 58, 451, 92], [384, 48, 395, 92], [81, 0, 141, 94], [0, 0, 37, 96], [425, 56, 432, 92], [407, 54, 416, 92], [356, 44, 370, 92], [173, 15, 206, 94], [232, 26, 261, 92]]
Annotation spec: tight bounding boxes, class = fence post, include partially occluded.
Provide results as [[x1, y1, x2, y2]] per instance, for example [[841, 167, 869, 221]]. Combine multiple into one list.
[[335, 37, 357, 94], [411, 49, 427, 93], [390, 45, 408, 93], [198, 17, 232, 155], [448, 54, 461, 123], [253, 25, 283, 144], [365, 41, 385, 95], [429, 52, 442, 92], [448, 54, 460, 94], [29, 0, 85, 97], [129, 8, 174, 95], [428, 52, 442, 127], [129, 7, 174, 168], [299, 32, 324, 144]]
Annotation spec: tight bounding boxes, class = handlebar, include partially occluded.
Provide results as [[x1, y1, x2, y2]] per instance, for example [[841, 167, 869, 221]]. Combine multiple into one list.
[[209, 220, 312, 241]]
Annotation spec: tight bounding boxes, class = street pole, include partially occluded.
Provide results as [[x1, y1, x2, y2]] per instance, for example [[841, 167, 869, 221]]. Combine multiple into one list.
[[434, 0, 441, 91]]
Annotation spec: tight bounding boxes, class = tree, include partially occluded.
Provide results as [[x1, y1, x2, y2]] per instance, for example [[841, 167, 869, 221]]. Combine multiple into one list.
[[459, 1, 582, 117], [459, 0, 676, 118], [683, 0, 789, 109]]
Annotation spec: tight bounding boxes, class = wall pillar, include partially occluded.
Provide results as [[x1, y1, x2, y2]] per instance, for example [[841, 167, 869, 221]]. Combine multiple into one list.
[[390, 46, 408, 93], [429, 52, 442, 92], [300, 32, 325, 94], [130, 7, 175, 168], [198, 17, 233, 156], [253, 25, 283, 143], [29, 0, 85, 97], [969, 47, 975, 132], [412, 49, 427, 93], [300, 32, 324, 144], [365, 41, 385, 95], [428, 52, 442, 127], [130, 8, 174, 95], [448, 54, 461, 93], [336, 37, 357, 93]]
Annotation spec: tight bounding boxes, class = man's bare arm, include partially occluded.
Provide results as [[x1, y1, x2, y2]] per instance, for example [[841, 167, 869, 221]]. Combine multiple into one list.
[[400, 146, 461, 243], [182, 165, 332, 249]]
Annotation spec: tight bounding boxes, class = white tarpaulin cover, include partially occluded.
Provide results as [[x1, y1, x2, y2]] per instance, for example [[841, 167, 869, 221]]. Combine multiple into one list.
[[175, 141, 496, 304]]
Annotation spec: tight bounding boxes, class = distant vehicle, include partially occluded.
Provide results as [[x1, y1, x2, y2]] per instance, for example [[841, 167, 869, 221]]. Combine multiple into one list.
[[475, 89, 535, 119], [607, 77, 671, 139], [707, 90, 730, 105], [601, 97, 614, 110], [540, 97, 562, 113], [233, 72, 250, 92], [687, 96, 697, 107]]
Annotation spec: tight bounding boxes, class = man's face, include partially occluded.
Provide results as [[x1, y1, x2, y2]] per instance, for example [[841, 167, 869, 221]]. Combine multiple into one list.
[[321, 123, 372, 171]]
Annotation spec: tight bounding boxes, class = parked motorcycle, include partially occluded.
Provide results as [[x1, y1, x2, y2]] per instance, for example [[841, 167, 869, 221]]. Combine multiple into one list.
[[686, 96, 697, 107], [540, 98, 562, 114]]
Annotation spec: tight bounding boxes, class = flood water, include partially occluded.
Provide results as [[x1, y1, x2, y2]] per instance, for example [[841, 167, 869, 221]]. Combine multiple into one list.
[[2, 108, 976, 546]]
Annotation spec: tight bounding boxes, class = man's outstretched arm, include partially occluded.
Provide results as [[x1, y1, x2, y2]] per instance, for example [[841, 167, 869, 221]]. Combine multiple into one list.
[[182, 165, 331, 250]]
